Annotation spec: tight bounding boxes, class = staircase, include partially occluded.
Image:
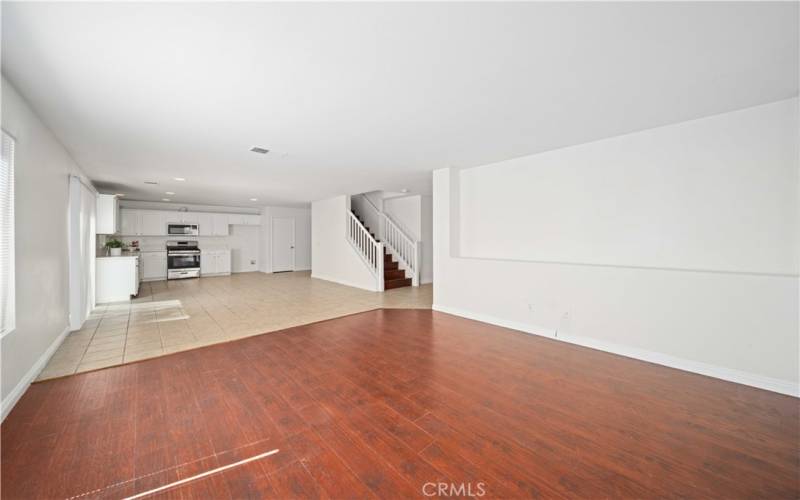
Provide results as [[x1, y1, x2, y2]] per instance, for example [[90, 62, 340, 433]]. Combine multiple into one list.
[[351, 210, 412, 289]]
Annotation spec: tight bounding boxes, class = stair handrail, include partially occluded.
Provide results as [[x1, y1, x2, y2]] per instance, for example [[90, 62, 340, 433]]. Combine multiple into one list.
[[380, 212, 420, 286], [352, 193, 421, 287], [345, 210, 384, 291]]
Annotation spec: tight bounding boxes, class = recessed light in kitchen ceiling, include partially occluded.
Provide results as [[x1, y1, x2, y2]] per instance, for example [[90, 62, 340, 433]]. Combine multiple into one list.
[[250, 198, 258, 201], [162, 198, 171, 202], [115, 193, 125, 197], [250, 147, 270, 154], [165, 191, 175, 195], [174, 177, 186, 182]]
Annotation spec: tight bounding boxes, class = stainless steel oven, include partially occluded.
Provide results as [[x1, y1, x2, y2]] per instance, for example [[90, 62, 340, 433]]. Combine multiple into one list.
[[166, 240, 200, 279], [167, 223, 199, 236]]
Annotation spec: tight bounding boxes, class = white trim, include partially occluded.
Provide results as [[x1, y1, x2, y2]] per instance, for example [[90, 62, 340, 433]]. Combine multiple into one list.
[[1, 324, 71, 421], [311, 273, 378, 292], [432, 303, 799, 398]]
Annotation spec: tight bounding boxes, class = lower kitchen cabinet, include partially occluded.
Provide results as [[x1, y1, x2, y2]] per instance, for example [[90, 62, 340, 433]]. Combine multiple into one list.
[[141, 251, 167, 281], [201, 249, 231, 276]]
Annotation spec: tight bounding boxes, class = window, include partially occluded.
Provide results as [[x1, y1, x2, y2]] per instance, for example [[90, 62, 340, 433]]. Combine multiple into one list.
[[1, 130, 15, 336]]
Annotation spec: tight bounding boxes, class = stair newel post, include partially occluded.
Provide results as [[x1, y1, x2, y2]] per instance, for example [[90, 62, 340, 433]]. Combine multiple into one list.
[[377, 241, 385, 291]]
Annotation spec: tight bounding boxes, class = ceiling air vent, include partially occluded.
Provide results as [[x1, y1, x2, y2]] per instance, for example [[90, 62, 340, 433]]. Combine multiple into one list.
[[250, 146, 270, 154], [144, 181, 158, 185]]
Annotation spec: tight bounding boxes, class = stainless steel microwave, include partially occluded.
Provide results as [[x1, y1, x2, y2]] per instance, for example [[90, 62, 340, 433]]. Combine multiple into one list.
[[167, 223, 199, 236]]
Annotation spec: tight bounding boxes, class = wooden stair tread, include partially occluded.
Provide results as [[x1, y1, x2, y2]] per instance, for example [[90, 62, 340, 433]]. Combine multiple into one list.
[[384, 277, 412, 289]]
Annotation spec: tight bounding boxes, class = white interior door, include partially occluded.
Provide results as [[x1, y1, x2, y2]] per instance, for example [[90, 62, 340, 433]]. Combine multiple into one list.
[[272, 217, 295, 273]]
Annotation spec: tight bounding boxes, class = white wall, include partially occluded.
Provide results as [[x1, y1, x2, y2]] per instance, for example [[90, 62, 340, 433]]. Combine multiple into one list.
[[311, 195, 378, 291], [1, 77, 93, 416], [260, 206, 312, 273], [383, 194, 434, 284], [434, 98, 799, 396]]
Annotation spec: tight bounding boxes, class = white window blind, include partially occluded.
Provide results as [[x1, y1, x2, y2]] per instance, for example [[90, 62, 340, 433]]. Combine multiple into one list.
[[1, 130, 15, 336]]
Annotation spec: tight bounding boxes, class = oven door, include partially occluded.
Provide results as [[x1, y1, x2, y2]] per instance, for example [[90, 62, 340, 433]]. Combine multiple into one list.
[[167, 252, 200, 270]]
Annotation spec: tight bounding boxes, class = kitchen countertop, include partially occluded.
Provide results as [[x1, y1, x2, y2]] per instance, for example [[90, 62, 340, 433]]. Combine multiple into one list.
[[97, 254, 139, 259]]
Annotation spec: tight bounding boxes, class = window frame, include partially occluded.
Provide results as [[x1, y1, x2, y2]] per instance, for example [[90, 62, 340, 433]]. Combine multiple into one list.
[[1, 129, 15, 338]]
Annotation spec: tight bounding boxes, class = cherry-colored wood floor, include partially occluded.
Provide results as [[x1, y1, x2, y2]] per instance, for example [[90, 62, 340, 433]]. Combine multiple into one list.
[[2, 309, 798, 499]]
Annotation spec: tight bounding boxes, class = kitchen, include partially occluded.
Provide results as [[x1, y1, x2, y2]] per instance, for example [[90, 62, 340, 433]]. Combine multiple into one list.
[[95, 194, 261, 302]]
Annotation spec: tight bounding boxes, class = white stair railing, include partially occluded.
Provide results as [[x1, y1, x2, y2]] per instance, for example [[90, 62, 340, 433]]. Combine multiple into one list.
[[346, 210, 384, 291], [355, 193, 420, 287]]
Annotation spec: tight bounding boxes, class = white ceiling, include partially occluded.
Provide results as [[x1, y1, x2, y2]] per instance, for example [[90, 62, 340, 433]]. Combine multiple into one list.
[[2, 2, 797, 207]]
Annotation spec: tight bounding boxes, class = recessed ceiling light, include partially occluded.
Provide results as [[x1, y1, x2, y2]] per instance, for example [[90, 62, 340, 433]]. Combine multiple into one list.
[[165, 191, 175, 195], [162, 198, 171, 202], [250, 147, 270, 154], [114, 193, 125, 197], [174, 177, 186, 182], [250, 198, 258, 202], [144, 181, 158, 185], [400, 188, 409, 193]]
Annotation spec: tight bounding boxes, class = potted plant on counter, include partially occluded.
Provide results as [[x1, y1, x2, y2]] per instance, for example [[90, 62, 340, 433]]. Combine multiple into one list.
[[105, 238, 125, 256]]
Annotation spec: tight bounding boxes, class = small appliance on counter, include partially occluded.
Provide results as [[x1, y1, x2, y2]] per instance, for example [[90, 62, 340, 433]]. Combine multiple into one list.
[[166, 240, 200, 279]]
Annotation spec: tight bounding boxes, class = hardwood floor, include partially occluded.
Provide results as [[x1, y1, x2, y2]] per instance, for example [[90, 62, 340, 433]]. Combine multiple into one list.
[[2, 309, 798, 499]]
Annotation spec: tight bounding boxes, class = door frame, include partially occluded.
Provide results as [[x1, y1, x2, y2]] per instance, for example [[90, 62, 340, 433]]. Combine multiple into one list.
[[271, 216, 296, 273]]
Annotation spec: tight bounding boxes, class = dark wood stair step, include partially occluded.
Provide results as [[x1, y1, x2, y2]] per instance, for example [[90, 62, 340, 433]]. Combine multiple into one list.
[[384, 261, 399, 271], [384, 277, 412, 290], [384, 269, 406, 280]]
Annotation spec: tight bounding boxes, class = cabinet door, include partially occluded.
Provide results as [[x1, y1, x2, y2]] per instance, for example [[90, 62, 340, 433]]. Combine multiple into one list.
[[217, 251, 231, 274], [120, 210, 139, 235], [227, 214, 245, 226], [244, 214, 261, 226], [212, 214, 229, 236], [142, 252, 166, 279], [181, 212, 199, 223], [197, 213, 215, 236], [201, 251, 215, 275], [140, 211, 165, 236]]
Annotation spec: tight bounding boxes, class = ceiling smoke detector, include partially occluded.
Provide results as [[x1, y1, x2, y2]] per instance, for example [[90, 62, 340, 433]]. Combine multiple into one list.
[[250, 146, 270, 154]]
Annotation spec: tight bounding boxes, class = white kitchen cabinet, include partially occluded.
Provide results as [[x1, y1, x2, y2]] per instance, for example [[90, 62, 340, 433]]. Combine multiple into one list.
[[141, 251, 167, 280], [244, 214, 261, 226], [140, 211, 165, 236], [227, 214, 245, 225], [120, 209, 139, 235], [162, 211, 196, 224], [201, 249, 231, 276], [96, 194, 120, 234], [96, 256, 139, 302], [120, 209, 166, 236], [197, 213, 215, 236], [217, 250, 232, 274], [212, 214, 229, 236]]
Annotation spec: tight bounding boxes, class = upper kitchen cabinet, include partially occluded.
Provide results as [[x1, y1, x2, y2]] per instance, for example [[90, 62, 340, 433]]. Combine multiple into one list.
[[227, 214, 245, 225], [197, 212, 215, 236], [212, 214, 229, 236], [120, 209, 166, 236], [120, 209, 139, 235], [140, 211, 165, 235], [164, 211, 198, 224], [96, 194, 120, 234], [244, 215, 261, 226]]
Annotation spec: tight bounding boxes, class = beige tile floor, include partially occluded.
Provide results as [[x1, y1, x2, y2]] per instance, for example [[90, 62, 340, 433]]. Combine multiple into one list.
[[38, 271, 432, 381]]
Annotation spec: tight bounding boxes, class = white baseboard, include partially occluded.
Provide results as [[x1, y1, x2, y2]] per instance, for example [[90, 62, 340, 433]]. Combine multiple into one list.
[[1, 324, 71, 421], [311, 273, 378, 292], [432, 303, 799, 398]]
